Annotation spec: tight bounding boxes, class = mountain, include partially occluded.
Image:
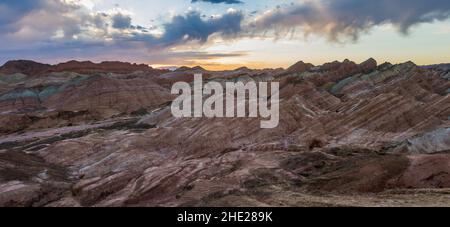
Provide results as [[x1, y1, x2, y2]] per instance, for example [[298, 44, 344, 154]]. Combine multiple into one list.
[[52, 60, 156, 74], [0, 59, 449, 207], [423, 63, 450, 71], [0, 60, 161, 76], [175, 65, 206, 72], [0, 60, 52, 75], [287, 60, 314, 73]]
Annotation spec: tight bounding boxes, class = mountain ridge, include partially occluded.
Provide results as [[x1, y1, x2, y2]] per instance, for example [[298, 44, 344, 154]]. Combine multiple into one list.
[[0, 60, 160, 75], [2, 58, 448, 76]]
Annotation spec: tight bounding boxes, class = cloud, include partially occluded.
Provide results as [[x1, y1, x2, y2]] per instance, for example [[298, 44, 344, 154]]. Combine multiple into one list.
[[249, 0, 450, 41], [0, 0, 80, 35], [191, 0, 243, 4], [155, 10, 243, 47], [0, 0, 43, 25], [142, 51, 248, 65], [2, 0, 450, 65], [0, 1, 243, 47], [0, 0, 245, 64], [103, 9, 244, 52], [0, 0, 109, 43], [112, 13, 132, 29]]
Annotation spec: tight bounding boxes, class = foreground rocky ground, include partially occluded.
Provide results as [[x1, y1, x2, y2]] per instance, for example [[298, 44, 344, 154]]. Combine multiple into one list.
[[0, 59, 449, 207]]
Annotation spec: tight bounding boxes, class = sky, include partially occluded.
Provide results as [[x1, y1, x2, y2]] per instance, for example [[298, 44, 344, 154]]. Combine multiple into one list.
[[1, 0, 450, 70]]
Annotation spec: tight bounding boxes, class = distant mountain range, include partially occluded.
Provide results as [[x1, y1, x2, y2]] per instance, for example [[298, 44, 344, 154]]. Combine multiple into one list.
[[422, 63, 450, 71]]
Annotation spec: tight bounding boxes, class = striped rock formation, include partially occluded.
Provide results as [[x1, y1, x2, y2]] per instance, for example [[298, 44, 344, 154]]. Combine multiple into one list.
[[0, 59, 449, 207]]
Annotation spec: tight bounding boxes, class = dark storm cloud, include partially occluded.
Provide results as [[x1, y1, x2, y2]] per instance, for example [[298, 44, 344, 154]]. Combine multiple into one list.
[[156, 10, 244, 47], [112, 13, 132, 29], [110, 9, 244, 48], [251, 0, 450, 41], [191, 0, 243, 4]]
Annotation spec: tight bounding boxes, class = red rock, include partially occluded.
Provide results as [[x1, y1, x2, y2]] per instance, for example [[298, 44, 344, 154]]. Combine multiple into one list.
[[0, 59, 449, 207], [52, 60, 156, 74], [359, 58, 377, 73], [286, 61, 314, 73], [0, 60, 165, 76], [390, 154, 450, 189], [0, 60, 51, 75]]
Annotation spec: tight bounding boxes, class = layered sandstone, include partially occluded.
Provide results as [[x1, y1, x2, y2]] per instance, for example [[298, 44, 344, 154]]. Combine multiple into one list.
[[0, 59, 449, 207]]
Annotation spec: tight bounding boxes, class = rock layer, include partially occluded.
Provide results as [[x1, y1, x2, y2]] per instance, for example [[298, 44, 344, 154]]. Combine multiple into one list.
[[0, 59, 449, 207]]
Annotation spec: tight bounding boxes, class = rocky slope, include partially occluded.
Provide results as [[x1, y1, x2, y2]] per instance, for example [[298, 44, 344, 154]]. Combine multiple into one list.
[[0, 59, 449, 207]]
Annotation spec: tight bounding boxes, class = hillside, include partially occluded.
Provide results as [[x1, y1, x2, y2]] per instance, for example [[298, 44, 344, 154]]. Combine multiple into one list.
[[0, 59, 449, 207]]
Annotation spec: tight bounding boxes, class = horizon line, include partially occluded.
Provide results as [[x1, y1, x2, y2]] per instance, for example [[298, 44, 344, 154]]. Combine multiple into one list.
[[0, 58, 448, 72]]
